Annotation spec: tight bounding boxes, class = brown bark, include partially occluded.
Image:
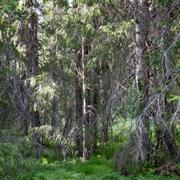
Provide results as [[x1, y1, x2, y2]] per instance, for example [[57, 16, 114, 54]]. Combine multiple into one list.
[[24, 0, 41, 158], [75, 44, 84, 157], [25, 0, 40, 128]]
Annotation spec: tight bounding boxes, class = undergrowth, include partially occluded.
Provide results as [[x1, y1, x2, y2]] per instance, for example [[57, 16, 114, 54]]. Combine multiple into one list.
[[18, 156, 179, 180], [0, 137, 179, 180]]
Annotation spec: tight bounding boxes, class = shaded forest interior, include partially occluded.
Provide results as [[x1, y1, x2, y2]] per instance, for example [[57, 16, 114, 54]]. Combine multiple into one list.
[[0, 0, 180, 179]]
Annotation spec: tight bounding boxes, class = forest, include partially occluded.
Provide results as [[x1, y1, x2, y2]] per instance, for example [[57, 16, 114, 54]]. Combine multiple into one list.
[[0, 0, 179, 179]]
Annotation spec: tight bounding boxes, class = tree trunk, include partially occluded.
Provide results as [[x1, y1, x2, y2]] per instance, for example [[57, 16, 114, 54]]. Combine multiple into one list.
[[134, 0, 151, 162], [81, 36, 87, 161], [92, 81, 98, 152], [75, 47, 83, 157], [25, 0, 40, 128], [160, 6, 176, 156], [25, 0, 41, 158]]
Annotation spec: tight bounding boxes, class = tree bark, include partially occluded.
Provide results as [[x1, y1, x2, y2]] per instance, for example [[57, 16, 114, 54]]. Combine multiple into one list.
[[160, 6, 176, 156], [75, 47, 83, 157], [92, 81, 98, 152], [81, 36, 87, 161], [134, 0, 151, 162], [25, 0, 41, 158], [25, 0, 40, 128]]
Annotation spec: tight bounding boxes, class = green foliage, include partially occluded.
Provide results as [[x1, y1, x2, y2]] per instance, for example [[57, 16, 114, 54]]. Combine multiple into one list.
[[99, 20, 133, 39], [104, 143, 121, 159], [16, 156, 180, 179], [96, 142, 123, 160], [0, 0, 179, 179], [0, 142, 24, 179], [158, 0, 173, 6], [16, 156, 115, 179], [168, 95, 180, 102], [0, 140, 179, 179], [0, 0, 18, 12]]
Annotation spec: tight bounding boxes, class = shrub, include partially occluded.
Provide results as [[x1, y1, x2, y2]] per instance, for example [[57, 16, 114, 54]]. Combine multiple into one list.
[[0, 142, 24, 179]]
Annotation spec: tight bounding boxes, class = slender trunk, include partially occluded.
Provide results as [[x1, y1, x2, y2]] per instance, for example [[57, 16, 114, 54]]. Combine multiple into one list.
[[98, 59, 108, 145], [25, 0, 40, 128], [81, 36, 87, 161], [92, 81, 98, 152], [75, 36, 88, 160], [75, 47, 83, 157], [134, 0, 151, 162], [160, 8, 176, 156], [25, 0, 41, 158]]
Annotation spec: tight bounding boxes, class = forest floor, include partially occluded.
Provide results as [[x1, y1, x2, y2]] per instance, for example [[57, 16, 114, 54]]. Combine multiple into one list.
[[18, 156, 179, 180], [1, 134, 179, 179]]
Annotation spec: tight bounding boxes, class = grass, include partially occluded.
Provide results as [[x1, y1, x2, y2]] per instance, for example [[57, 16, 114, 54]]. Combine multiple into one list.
[[16, 156, 179, 180], [0, 140, 179, 180]]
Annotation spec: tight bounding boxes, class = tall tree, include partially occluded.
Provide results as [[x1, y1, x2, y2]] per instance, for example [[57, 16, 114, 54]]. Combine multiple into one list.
[[25, 0, 40, 128], [158, 0, 177, 157], [133, 0, 151, 162]]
